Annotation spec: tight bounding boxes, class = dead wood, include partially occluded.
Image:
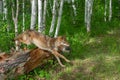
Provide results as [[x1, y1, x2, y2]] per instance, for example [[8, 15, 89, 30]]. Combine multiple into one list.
[[0, 48, 53, 79]]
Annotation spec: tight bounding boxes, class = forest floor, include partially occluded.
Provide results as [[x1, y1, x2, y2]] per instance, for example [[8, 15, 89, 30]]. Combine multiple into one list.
[[49, 28, 120, 80]]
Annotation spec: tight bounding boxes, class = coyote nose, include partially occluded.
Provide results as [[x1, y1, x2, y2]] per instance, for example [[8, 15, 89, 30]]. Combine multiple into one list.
[[65, 46, 71, 51]]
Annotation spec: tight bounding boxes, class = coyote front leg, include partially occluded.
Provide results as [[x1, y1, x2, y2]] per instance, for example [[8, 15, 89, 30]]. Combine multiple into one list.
[[51, 50, 70, 67], [52, 50, 70, 62], [37, 47, 70, 67]]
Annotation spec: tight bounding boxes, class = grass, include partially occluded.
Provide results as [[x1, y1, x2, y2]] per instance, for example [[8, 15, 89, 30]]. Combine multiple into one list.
[[17, 22, 120, 80]]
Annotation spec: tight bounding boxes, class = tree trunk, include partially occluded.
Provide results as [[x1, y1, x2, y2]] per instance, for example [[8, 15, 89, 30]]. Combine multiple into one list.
[[43, 0, 47, 30], [72, 0, 77, 17], [49, 0, 57, 36], [104, 0, 107, 22], [3, 0, 10, 32], [0, 0, 2, 14], [109, 0, 112, 21], [54, 0, 64, 37], [71, 0, 77, 24], [0, 48, 53, 79], [3, 0, 7, 20], [22, 0, 25, 32], [85, 0, 94, 33], [12, 0, 19, 51], [38, 0, 43, 32], [30, 0, 37, 30]]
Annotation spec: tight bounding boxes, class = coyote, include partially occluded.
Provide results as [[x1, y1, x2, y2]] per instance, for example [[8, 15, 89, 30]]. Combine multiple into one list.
[[14, 30, 70, 67]]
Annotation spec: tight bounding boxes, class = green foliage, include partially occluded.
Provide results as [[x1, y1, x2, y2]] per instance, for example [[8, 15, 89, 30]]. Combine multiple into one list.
[[0, 23, 14, 52]]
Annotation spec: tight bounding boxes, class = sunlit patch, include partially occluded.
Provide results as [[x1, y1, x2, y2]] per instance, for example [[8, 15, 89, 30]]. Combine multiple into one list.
[[86, 38, 101, 45], [107, 30, 115, 35]]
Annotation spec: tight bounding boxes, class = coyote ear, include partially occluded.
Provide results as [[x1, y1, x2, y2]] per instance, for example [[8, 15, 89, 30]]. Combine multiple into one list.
[[58, 36, 66, 40], [62, 36, 66, 39], [61, 36, 66, 40]]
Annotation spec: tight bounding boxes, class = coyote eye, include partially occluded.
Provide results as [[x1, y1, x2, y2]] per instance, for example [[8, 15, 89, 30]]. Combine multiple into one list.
[[61, 42, 69, 46]]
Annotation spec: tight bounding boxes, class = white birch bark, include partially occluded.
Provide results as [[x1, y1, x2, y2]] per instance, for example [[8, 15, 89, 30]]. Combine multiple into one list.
[[43, 0, 47, 30], [22, 0, 25, 32], [72, 0, 77, 17], [3, 0, 7, 20], [85, 0, 94, 32], [49, 0, 57, 36], [85, 0, 87, 24], [12, 0, 19, 51], [3, 0, 10, 32], [109, 0, 112, 21], [54, 0, 64, 37], [104, 0, 107, 22], [0, 0, 2, 14], [30, 0, 37, 30], [38, 0, 43, 32]]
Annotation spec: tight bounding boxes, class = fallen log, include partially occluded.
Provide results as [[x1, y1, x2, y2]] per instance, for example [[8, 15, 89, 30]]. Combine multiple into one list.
[[0, 48, 53, 79], [24, 48, 53, 73]]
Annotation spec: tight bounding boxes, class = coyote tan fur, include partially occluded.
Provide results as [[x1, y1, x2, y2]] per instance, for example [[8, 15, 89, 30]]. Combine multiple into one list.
[[14, 30, 70, 67]]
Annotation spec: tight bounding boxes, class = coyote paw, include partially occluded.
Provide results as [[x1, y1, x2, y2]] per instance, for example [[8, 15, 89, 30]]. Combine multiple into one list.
[[61, 64, 66, 67], [66, 60, 71, 63]]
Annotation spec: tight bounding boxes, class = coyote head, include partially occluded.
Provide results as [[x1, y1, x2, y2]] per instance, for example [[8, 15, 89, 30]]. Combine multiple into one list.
[[55, 36, 71, 53]]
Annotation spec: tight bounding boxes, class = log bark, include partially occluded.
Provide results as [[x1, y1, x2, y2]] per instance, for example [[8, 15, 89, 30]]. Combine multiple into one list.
[[0, 48, 53, 79]]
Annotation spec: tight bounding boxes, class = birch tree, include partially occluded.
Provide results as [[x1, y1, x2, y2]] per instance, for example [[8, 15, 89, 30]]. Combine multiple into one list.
[[30, 0, 37, 30], [0, 0, 2, 14], [12, 0, 19, 51], [43, 0, 47, 30], [72, 0, 77, 17], [38, 0, 43, 32], [104, 0, 112, 22], [3, 0, 10, 32], [54, 0, 64, 37], [85, 0, 94, 32], [104, 0, 107, 22], [71, 0, 77, 24], [109, 0, 112, 21], [49, 0, 57, 36], [3, 0, 7, 20], [22, 0, 25, 32]]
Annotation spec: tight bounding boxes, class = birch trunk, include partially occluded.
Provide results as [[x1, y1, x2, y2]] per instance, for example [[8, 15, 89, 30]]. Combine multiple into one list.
[[104, 0, 107, 22], [72, 0, 77, 17], [109, 0, 112, 21], [12, 0, 19, 51], [30, 0, 37, 30], [54, 0, 64, 37], [85, 0, 87, 24], [3, 0, 7, 20], [49, 0, 57, 36], [43, 0, 47, 30], [3, 0, 10, 32], [38, 0, 43, 32], [22, 0, 25, 32], [85, 0, 94, 33], [0, 0, 2, 14]]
